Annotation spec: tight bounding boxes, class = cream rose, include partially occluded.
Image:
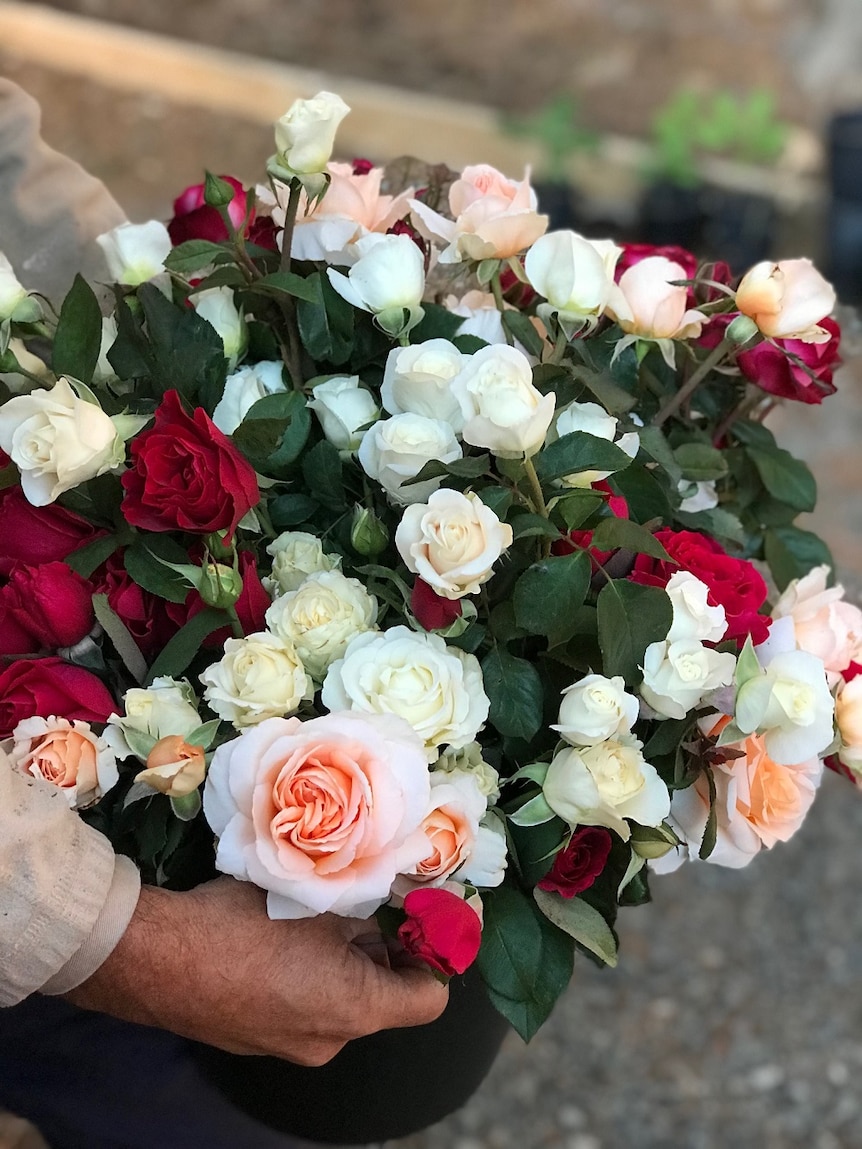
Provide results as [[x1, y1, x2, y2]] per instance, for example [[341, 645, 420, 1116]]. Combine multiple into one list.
[[358, 412, 462, 505], [434, 741, 500, 801], [307, 375, 380, 453], [96, 220, 172, 287], [200, 632, 312, 729], [321, 626, 489, 761], [134, 735, 207, 799], [395, 489, 513, 600], [735, 258, 836, 343], [9, 716, 118, 810], [106, 676, 201, 760], [327, 232, 425, 336], [735, 648, 835, 765], [451, 344, 555, 459], [410, 164, 548, 264], [605, 256, 706, 366], [0, 377, 121, 506], [543, 737, 670, 839], [553, 673, 639, 747], [265, 569, 378, 680], [193, 286, 248, 367], [212, 361, 287, 435], [0, 253, 40, 322], [204, 711, 431, 918], [524, 230, 623, 329], [836, 675, 862, 777], [380, 340, 466, 431], [273, 91, 350, 178], [771, 565, 862, 682], [551, 400, 640, 487], [263, 531, 341, 596], [640, 638, 736, 720]]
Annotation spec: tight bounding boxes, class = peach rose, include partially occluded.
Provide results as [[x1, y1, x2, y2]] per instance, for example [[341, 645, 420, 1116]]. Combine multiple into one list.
[[771, 565, 862, 682], [835, 675, 862, 778], [9, 715, 118, 809], [411, 164, 548, 264], [606, 256, 706, 346], [408, 770, 487, 885], [134, 734, 206, 798], [203, 711, 433, 919], [735, 258, 836, 344]]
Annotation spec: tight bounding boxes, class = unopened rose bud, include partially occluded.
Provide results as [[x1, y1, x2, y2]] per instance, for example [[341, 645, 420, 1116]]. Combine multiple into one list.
[[351, 505, 389, 556], [135, 735, 206, 798], [205, 531, 235, 561], [199, 561, 244, 609], [630, 823, 679, 860]]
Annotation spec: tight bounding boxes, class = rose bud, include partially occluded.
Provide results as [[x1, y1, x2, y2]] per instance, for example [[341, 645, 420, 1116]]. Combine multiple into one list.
[[350, 505, 390, 557], [198, 560, 244, 611], [134, 734, 207, 798], [397, 886, 482, 977]]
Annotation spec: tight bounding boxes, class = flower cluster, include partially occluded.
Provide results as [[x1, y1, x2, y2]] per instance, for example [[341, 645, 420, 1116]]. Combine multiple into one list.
[[0, 91, 853, 1038]]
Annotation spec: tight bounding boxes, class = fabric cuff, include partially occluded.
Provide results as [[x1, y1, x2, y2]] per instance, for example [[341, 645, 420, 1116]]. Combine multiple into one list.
[[41, 856, 142, 996]]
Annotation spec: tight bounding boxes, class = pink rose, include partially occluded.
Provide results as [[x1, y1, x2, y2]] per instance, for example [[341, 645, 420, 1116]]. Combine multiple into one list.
[[771, 565, 862, 682], [203, 711, 433, 919], [606, 256, 706, 343], [737, 316, 840, 405], [9, 715, 118, 809], [405, 771, 487, 885], [397, 887, 482, 976]]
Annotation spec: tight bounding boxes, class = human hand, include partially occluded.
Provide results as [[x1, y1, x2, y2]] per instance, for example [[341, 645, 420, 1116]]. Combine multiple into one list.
[[64, 877, 449, 1065]]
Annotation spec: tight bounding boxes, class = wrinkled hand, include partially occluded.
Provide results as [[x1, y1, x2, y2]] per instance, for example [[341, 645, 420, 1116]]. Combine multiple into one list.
[[65, 877, 449, 1066]]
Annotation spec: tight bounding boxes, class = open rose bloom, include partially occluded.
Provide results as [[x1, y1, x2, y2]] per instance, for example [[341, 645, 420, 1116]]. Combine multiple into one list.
[[3, 87, 857, 1041]]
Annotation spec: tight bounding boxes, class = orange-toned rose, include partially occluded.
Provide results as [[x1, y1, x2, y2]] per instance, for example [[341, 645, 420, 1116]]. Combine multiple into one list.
[[735, 258, 836, 343], [9, 715, 118, 809], [409, 772, 486, 884], [134, 735, 207, 798]]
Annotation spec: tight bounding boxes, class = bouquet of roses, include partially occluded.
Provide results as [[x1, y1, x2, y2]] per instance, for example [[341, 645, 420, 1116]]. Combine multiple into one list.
[[0, 90, 857, 1041]]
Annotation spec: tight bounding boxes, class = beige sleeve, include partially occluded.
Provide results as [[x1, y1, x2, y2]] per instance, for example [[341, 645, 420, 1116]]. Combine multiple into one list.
[[0, 78, 127, 301]]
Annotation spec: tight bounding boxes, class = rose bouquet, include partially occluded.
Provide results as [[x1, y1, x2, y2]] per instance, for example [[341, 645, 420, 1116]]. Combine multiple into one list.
[[0, 90, 857, 1043]]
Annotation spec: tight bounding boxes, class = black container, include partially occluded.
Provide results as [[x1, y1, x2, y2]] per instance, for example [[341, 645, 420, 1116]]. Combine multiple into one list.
[[636, 180, 704, 250], [194, 967, 510, 1145], [827, 110, 862, 303], [700, 187, 777, 273], [532, 180, 583, 231], [828, 109, 862, 202]]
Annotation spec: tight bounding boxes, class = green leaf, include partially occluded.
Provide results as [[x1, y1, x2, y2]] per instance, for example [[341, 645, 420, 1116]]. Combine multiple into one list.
[[698, 767, 718, 860], [91, 593, 148, 684], [764, 526, 833, 591], [164, 240, 229, 275], [509, 792, 556, 827], [137, 283, 227, 413], [301, 440, 345, 510], [124, 538, 192, 604], [747, 445, 816, 512], [401, 453, 491, 487], [590, 518, 671, 560], [573, 367, 637, 415], [735, 635, 762, 689], [638, 425, 682, 485], [533, 888, 618, 968], [510, 512, 560, 541], [478, 486, 513, 519], [171, 791, 202, 822], [501, 310, 543, 358], [64, 532, 123, 579], [643, 716, 695, 758], [51, 274, 102, 384], [673, 441, 729, 481], [609, 464, 673, 524], [410, 304, 464, 343], [677, 506, 746, 546], [555, 490, 604, 531], [269, 493, 320, 529], [296, 272, 354, 365], [534, 431, 633, 483], [596, 580, 672, 686], [253, 271, 321, 304], [232, 390, 311, 475], [481, 648, 544, 741], [108, 291, 154, 380], [184, 719, 220, 750], [145, 608, 229, 684], [477, 885, 574, 1042], [513, 552, 590, 641]]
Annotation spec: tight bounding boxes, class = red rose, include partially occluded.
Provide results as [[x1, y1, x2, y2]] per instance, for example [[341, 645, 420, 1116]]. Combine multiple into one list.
[[552, 529, 614, 572], [737, 316, 840, 405], [94, 552, 190, 660], [411, 578, 463, 632], [537, 827, 613, 898], [617, 242, 699, 283], [630, 528, 770, 645], [246, 215, 279, 252], [0, 657, 116, 738], [397, 888, 482, 977], [0, 597, 39, 657], [167, 176, 251, 245], [121, 390, 260, 540], [0, 487, 105, 577], [3, 562, 94, 651]]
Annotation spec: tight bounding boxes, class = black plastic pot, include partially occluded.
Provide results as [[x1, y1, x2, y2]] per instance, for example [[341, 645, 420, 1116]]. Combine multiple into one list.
[[532, 180, 583, 231], [699, 187, 777, 274], [193, 966, 510, 1145], [827, 110, 862, 303], [636, 180, 704, 250]]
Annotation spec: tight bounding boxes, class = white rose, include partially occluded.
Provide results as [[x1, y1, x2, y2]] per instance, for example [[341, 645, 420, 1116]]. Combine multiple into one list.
[[551, 400, 640, 487], [395, 488, 513, 600], [265, 569, 378, 680], [0, 339, 50, 394], [553, 674, 639, 746], [459, 816, 508, 887], [450, 344, 555, 459], [307, 375, 379, 453], [665, 571, 727, 644], [735, 648, 835, 765], [677, 479, 718, 514], [0, 377, 121, 506], [321, 625, 489, 761], [0, 253, 40, 322], [9, 716, 118, 810], [358, 412, 462, 505], [96, 220, 172, 287], [264, 530, 342, 595], [524, 230, 623, 329], [274, 91, 350, 176], [444, 290, 510, 347], [327, 232, 425, 336], [543, 737, 670, 839], [193, 286, 248, 367], [106, 676, 201, 760], [380, 339, 466, 431], [434, 741, 501, 801], [92, 317, 119, 385], [640, 639, 736, 720], [212, 361, 287, 434], [200, 632, 313, 728]]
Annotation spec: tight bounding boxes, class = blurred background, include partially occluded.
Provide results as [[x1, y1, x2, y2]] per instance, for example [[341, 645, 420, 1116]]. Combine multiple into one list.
[[4, 2, 862, 1146]]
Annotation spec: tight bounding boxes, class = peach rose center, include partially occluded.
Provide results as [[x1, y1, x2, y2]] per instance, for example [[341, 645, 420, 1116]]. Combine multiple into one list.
[[24, 729, 96, 793], [415, 804, 472, 880]]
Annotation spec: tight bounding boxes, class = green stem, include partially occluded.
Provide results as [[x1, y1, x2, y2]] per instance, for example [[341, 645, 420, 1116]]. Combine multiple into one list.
[[226, 606, 244, 640], [272, 178, 305, 390], [490, 273, 514, 345], [279, 178, 303, 276], [549, 325, 568, 365], [653, 337, 734, 427], [523, 454, 553, 558]]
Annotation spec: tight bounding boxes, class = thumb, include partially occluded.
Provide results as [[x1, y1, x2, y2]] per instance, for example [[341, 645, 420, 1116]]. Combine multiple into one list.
[[363, 959, 450, 1031]]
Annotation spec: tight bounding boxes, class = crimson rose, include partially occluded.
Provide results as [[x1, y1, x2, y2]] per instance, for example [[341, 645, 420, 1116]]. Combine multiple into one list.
[[0, 487, 105, 577], [737, 316, 840, 405], [0, 657, 116, 738], [397, 887, 482, 977], [94, 552, 191, 660], [167, 176, 251, 245], [538, 827, 613, 898], [1, 562, 94, 652], [410, 578, 463, 632], [121, 390, 259, 539], [630, 528, 770, 645]]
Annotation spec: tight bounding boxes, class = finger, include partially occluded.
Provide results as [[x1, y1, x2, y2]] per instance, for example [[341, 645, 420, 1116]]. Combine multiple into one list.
[[351, 932, 391, 968], [361, 960, 450, 1031]]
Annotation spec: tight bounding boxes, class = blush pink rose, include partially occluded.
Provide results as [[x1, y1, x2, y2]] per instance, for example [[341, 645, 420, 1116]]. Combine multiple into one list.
[[9, 715, 118, 809], [203, 711, 433, 919], [771, 565, 862, 683]]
